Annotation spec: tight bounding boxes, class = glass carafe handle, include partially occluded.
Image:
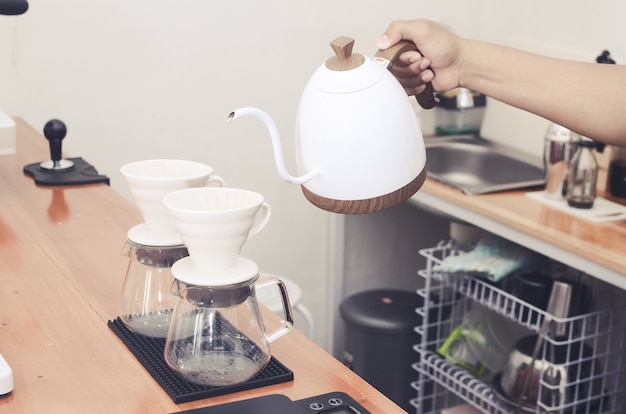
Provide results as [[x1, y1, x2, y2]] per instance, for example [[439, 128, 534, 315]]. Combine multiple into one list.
[[120, 240, 132, 257], [255, 276, 294, 342]]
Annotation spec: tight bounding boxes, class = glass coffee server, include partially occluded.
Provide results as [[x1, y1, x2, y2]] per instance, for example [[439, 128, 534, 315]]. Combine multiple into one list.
[[413, 241, 626, 414]]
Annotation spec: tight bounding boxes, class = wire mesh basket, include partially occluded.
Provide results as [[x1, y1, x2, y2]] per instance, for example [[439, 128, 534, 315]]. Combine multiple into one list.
[[413, 241, 626, 414]]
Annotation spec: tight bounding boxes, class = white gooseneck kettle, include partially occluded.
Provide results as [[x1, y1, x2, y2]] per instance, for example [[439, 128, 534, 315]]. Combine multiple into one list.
[[228, 37, 436, 214]]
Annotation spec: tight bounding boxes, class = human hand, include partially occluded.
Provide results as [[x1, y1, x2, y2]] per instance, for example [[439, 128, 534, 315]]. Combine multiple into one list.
[[377, 19, 463, 96]]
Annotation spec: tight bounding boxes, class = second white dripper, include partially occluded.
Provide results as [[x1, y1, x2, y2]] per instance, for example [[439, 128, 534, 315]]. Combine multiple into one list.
[[162, 187, 271, 286]]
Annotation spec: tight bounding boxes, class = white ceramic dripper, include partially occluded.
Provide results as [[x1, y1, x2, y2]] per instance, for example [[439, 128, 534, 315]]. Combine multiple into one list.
[[121, 159, 224, 246], [163, 187, 271, 286]]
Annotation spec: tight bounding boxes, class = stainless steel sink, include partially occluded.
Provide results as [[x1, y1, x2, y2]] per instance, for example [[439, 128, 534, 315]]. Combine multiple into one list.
[[425, 135, 545, 195]]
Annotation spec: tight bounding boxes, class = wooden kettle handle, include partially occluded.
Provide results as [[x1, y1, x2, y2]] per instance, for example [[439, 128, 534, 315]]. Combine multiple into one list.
[[375, 40, 438, 109]]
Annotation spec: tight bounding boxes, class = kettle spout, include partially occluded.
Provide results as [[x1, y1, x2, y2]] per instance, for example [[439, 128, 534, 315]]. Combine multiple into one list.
[[227, 107, 319, 185]]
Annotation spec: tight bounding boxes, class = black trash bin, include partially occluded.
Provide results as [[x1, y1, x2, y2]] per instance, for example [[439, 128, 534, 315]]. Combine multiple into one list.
[[340, 289, 424, 412]]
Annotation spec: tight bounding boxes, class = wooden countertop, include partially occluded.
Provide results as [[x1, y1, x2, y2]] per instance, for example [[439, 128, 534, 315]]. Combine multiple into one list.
[[412, 175, 626, 288], [0, 119, 405, 413]]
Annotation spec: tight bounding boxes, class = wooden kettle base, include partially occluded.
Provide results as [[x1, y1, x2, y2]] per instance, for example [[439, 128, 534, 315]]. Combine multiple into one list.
[[301, 168, 427, 214]]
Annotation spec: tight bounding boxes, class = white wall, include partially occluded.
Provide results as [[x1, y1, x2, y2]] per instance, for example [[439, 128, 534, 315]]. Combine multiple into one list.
[[473, 1, 626, 157], [1, 0, 624, 350]]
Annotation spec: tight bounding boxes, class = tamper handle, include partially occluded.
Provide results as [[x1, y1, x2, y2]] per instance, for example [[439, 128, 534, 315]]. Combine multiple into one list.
[[43, 119, 67, 166]]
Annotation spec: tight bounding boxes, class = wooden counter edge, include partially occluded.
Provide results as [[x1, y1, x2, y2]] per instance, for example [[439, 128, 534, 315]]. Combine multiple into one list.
[[418, 178, 626, 279]]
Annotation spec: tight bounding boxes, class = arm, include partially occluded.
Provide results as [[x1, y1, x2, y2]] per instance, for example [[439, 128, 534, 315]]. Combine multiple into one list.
[[378, 19, 626, 146]]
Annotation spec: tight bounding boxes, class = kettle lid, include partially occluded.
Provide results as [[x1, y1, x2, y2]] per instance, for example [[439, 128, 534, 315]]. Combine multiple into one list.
[[325, 36, 365, 71], [311, 37, 384, 94]]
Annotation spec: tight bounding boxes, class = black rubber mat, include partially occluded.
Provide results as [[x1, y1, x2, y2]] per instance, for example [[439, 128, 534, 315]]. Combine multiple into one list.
[[108, 317, 294, 404], [24, 157, 110, 186]]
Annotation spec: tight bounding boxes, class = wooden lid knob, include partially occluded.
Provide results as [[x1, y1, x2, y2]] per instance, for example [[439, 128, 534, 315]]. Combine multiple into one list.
[[325, 36, 365, 71]]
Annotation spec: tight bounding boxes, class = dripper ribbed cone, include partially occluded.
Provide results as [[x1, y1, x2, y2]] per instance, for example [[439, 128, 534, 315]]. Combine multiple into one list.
[[163, 187, 271, 286], [121, 159, 224, 245]]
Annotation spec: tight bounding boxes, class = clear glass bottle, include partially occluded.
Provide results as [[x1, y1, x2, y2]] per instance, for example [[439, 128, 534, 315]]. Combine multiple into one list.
[[543, 123, 581, 200], [566, 139, 598, 209]]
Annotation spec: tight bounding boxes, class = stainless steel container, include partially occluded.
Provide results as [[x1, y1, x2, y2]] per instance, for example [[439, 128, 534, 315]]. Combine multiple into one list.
[[434, 87, 486, 135], [543, 123, 581, 200], [498, 335, 604, 412]]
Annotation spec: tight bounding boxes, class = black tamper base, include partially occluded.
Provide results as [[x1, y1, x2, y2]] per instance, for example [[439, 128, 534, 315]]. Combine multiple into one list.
[[24, 157, 110, 186], [107, 317, 294, 404]]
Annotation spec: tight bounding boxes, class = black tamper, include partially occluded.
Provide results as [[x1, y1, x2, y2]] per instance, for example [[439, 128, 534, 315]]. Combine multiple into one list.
[[39, 119, 74, 170], [23, 119, 110, 186]]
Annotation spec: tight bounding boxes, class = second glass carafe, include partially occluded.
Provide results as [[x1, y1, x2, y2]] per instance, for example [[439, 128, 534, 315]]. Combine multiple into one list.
[[164, 275, 293, 387]]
